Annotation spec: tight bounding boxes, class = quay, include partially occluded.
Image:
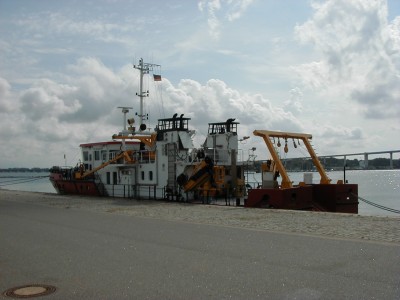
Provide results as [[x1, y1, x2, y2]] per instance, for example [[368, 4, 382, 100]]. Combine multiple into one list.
[[1, 189, 399, 299]]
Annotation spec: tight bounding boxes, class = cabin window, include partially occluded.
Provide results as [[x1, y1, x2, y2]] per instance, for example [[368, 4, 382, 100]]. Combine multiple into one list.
[[106, 172, 110, 184], [83, 151, 89, 161], [141, 171, 145, 181], [94, 151, 100, 161], [101, 151, 107, 162], [88, 154, 92, 161], [109, 151, 117, 160], [149, 171, 153, 181], [113, 172, 118, 184]]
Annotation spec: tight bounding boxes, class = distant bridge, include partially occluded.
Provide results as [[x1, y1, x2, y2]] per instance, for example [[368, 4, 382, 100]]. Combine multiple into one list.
[[283, 150, 400, 169]]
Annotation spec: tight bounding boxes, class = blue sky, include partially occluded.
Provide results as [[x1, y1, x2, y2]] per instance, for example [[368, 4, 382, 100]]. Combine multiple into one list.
[[0, 0, 399, 167]]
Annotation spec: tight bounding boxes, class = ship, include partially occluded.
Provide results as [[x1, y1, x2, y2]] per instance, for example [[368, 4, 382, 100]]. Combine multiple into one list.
[[50, 58, 358, 214]]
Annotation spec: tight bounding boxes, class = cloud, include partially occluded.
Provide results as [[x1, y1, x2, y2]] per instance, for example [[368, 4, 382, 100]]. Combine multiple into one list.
[[294, 0, 400, 119], [283, 87, 303, 116], [198, 0, 222, 39], [15, 12, 127, 42], [0, 57, 307, 166], [0, 77, 17, 112], [198, 0, 254, 39], [226, 0, 254, 21]]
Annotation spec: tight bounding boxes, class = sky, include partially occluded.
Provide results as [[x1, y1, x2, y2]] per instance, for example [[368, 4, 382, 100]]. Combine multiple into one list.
[[0, 0, 399, 168]]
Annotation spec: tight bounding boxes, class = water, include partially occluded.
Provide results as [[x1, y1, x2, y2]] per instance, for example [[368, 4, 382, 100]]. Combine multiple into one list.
[[1, 170, 399, 217], [0, 172, 55, 194]]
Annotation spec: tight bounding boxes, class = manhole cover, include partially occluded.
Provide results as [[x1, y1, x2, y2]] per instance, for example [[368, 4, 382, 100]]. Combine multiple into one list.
[[3, 284, 56, 298]]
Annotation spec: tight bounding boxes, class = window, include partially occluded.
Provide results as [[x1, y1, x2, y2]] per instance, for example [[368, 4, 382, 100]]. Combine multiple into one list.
[[149, 171, 153, 181], [94, 151, 100, 161], [109, 151, 117, 160], [106, 172, 110, 184], [101, 151, 107, 162], [113, 172, 118, 184], [83, 151, 89, 161], [141, 171, 145, 181]]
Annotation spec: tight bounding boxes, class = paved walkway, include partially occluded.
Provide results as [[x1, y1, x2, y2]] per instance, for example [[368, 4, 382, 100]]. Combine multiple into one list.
[[1, 192, 399, 299], [1, 189, 399, 244]]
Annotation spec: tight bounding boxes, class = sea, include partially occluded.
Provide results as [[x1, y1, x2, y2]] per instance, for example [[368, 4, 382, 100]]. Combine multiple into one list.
[[0, 170, 399, 217]]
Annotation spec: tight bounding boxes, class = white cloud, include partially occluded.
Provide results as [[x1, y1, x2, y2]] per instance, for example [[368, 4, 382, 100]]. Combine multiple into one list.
[[0, 77, 17, 112], [226, 0, 254, 21], [283, 87, 303, 116], [198, 0, 254, 39], [198, 0, 222, 39], [0, 0, 398, 167], [294, 0, 400, 119], [0, 58, 307, 166]]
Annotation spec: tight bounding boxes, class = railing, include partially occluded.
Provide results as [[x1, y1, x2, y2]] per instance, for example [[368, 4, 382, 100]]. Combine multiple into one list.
[[104, 184, 163, 199]]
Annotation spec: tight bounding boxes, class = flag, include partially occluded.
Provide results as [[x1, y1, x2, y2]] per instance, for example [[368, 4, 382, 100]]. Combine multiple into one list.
[[153, 74, 162, 81]]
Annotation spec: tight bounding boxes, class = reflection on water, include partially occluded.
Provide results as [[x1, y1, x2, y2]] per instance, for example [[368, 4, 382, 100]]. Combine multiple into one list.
[[1, 170, 399, 217]]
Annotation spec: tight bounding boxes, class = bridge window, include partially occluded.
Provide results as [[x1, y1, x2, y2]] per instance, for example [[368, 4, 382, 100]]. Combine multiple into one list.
[[101, 151, 107, 162], [83, 151, 89, 161], [109, 151, 117, 160]]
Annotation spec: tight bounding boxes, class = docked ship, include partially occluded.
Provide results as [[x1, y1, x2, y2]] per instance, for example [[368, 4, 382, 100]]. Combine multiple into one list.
[[50, 58, 358, 213]]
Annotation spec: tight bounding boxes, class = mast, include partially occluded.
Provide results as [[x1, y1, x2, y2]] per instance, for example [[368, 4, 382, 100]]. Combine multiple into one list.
[[133, 58, 161, 128]]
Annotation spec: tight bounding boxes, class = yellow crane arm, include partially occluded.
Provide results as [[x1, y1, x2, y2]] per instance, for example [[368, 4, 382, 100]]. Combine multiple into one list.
[[76, 150, 134, 179], [112, 132, 157, 149], [253, 130, 331, 188]]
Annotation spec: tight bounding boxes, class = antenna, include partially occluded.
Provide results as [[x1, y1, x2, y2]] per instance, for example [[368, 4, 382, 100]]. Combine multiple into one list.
[[117, 106, 133, 130], [117, 106, 133, 151], [133, 58, 161, 127]]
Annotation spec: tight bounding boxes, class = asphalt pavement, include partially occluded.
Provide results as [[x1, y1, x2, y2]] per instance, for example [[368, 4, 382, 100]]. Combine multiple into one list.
[[1, 198, 399, 299]]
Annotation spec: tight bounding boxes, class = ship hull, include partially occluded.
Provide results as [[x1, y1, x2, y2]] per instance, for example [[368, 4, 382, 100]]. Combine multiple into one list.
[[245, 184, 358, 214], [50, 178, 103, 196]]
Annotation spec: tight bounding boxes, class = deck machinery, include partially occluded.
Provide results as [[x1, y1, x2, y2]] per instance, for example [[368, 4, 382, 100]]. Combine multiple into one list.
[[177, 119, 245, 202], [245, 130, 358, 213]]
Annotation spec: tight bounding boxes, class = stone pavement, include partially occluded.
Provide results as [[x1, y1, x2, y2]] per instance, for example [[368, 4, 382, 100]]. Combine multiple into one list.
[[1, 189, 399, 244]]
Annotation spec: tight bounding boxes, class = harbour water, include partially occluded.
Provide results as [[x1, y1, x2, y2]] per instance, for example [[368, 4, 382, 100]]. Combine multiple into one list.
[[0, 170, 399, 217]]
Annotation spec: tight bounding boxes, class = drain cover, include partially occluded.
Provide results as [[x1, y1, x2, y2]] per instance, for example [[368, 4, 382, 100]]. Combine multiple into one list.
[[3, 284, 56, 298]]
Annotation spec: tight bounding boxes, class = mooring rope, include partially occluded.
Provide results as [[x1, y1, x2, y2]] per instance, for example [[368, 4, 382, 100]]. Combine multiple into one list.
[[354, 193, 400, 214], [0, 175, 49, 187]]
